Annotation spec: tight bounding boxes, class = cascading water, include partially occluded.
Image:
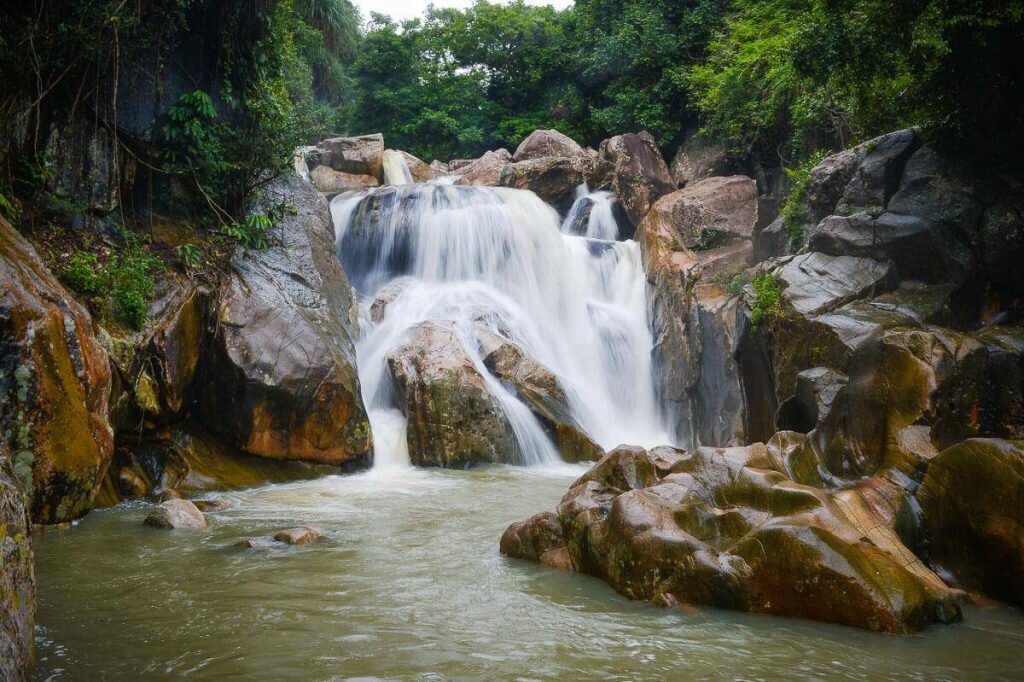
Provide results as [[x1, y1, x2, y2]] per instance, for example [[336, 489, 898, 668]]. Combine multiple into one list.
[[382, 149, 414, 185], [332, 183, 671, 468], [561, 184, 620, 240]]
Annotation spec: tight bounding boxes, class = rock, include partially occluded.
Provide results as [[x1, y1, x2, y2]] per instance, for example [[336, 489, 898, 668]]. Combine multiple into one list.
[[197, 176, 371, 466], [429, 160, 450, 176], [478, 331, 603, 463], [192, 498, 229, 512], [317, 134, 385, 180], [981, 193, 1024, 298], [143, 498, 207, 530], [0, 434, 34, 681], [503, 444, 960, 632], [838, 128, 921, 214], [235, 537, 277, 550], [387, 322, 517, 467], [918, 439, 1024, 607], [599, 132, 675, 226], [398, 150, 435, 183], [670, 136, 733, 187], [513, 129, 585, 162], [0, 216, 114, 524], [273, 526, 323, 545], [775, 367, 847, 433], [454, 149, 513, 186], [310, 165, 379, 196], [773, 252, 897, 317], [641, 176, 758, 250], [497, 156, 613, 210], [753, 216, 789, 262]]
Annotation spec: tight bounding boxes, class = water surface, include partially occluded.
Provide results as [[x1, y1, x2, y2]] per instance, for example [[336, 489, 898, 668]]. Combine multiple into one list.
[[33, 466, 1024, 680]]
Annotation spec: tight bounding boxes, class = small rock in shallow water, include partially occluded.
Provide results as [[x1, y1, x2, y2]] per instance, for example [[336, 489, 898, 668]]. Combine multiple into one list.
[[235, 538, 278, 550], [273, 526, 323, 545], [144, 499, 207, 530], [192, 499, 230, 512]]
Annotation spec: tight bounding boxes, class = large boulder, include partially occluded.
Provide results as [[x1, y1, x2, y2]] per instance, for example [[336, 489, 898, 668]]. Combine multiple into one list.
[[310, 165, 379, 197], [513, 129, 585, 162], [386, 322, 517, 467], [197, 176, 371, 466], [918, 439, 1024, 607], [143, 498, 207, 530], [398, 150, 436, 183], [497, 156, 613, 210], [317, 134, 385, 181], [641, 176, 758, 250], [0, 434, 34, 681], [599, 132, 675, 226], [455, 149, 513, 187], [670, 135, 733, 188], [502, 444, 960, 632], [0, 216, 113, 524]]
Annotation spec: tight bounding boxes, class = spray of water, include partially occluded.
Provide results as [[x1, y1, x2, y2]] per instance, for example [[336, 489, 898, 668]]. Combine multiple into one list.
[[332, 183, 670, 468]]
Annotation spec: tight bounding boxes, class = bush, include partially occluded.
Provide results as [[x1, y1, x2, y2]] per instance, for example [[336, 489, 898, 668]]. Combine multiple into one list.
[[62, 253, 106, 297], [750, 270, 782, 327], [61, 247, 161, 330], [780, 149, 830, 250]]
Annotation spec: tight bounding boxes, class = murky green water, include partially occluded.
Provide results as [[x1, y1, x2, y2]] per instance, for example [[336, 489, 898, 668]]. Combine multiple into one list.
[[33, 465, 1024, 680]]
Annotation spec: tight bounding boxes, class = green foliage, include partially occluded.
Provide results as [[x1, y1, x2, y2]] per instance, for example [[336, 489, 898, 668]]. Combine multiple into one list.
[[222, 213, 273, 250], [176, 243, 203, 269], [780, 149, 830, 250], [750, 271, 782, 328], [62, 246, 161, 330], [726, 271, 751, 298]]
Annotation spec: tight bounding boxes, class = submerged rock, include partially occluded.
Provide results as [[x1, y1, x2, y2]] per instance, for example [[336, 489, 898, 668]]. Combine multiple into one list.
[[502, 444, 961, 633], [0, 216, 113, 524], [197, 176, 371, 467], [144, 498, 207, 530], [273, 526, 323, 545]]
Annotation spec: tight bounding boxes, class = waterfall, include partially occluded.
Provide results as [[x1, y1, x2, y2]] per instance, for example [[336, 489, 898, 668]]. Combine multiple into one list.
[[561, 184, 620, 240], [382, 149, 414, 185], [332, 184, 670, 468]]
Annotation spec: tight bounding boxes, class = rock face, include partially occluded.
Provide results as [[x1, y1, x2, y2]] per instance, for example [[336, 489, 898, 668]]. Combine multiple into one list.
[[387, 322, 517, 467], [0, 435, 34, 681], [310, 166, 379, 196], [317, 134, 385, 181], [143, 498, 207, 530], [513, 129, 585, 162], [455, 149, 513, 186], [918, 439, 1024, 607], [671, 136, 733, 188], [599, 132, 675, 227], [0, 216, 113, 524], [498, 156, 613, 211], [398, 150, 435, 183], [503, 444, 960, 632], [643, 176, 758, 250], [197, 176, 371, 466]]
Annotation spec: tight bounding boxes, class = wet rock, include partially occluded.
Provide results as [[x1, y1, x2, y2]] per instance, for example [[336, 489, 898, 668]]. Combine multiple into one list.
[[310, 166, 379, 196], [599, 132, 675, 226], [670, 136, 733, 187], [918, 439, 1024, 607], [144, 498, 207, 530], [273, 526, 323, 545], [513, 129, 585, 162], [192, 498, 230, 512], [235, 537, 277, 550], [478, 331, 604, 463], [643, 176, 758, 250], [197, 176, 371, 466], [775, 367, 847, 434], [429, 160, 450, 176], [0, 216, 113, 524], [387, 322, 517, 467], [317, 134, 385, 180], [503, 444, 961, 632], [398, 150, 435, 183], [455, 149, 513, 186], [498, 156, 613, 210], [773, 252, 897, 317], [0, 434, 34, 681]]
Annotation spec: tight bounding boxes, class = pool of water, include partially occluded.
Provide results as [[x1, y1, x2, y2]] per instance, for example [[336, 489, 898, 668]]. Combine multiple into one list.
[[32, 465, 1024, 680]]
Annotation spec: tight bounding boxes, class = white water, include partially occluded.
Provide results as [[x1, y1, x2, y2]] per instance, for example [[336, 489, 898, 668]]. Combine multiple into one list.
[[561, 184, 620, 240], [382, 149, 414, 185], [332, 184, 670, 468]]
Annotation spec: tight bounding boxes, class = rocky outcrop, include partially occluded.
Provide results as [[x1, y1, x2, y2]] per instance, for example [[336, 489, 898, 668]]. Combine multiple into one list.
[[387, 322, 517, 467], [0, 216, 113, 524], [398, 150, 435, 183], [513, 129, 585, 162], [0, 434, 34, 681], [642, 176, 758, 250], [503, 444, 960, 632], [670, 136, 733, 188], [918, 439, 1024, 607], [498, 156, 613, 211], [143, 498, 207, 530], [316, 134, 385, 181], [197, 176, 371, 466], [599, 132, 675, 227], [455, 149, 513, 186], [310, 166, 379, 196]]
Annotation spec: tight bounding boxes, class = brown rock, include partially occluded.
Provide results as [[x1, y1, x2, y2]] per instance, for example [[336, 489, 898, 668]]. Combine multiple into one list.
[[144, 498, 207, 530], [454, 149, 513, 187], [0, 216, 113, 524], [310, 165, 379, 196], [497, 156, 613, 209], [599, 132, 675, 226], [641, 176, 758, 251], [0, 434, 34, 681], [513, 129, 585, 162], [317, 134, 385, 180], [670, 136, 733, 187], [398, 150, 435, 183], [273, 526, 323, 545]]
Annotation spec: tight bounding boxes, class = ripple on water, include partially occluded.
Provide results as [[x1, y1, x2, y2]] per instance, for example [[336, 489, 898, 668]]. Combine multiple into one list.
[[32, 466, 1024, 681]]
